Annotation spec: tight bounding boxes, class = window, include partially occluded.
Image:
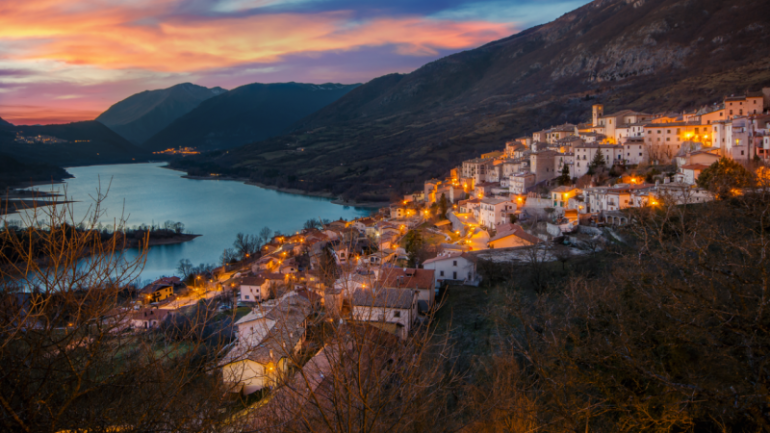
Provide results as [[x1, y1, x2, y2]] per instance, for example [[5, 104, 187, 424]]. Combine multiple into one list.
[[244, 295, 249, 299], [394, 311, 401, 318], [440, 270, 444, 276], [453, 271, 457, 279], [453, 260, 457, 266]]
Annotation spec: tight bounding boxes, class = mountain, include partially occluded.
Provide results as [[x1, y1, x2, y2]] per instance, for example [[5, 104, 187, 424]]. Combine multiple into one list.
[[0, 121, 149, 167], [142, 82, 359, 152], [0, 117, 12, 128], [96, 83, 226, 145], [189, 0, 770, 202]]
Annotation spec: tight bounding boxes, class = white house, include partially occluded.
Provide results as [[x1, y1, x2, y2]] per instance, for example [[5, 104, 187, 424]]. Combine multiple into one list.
[[220, 294, 311, 395], [478, 197, 516, 228], [238, 276, 273, 303], [351, 288, 418, 339], [509, 172, 536, 194], [680, 163, 709, 186], [130, 308, 172, 330], [422, 253, 477, 285], [487, 224, 542, 249]]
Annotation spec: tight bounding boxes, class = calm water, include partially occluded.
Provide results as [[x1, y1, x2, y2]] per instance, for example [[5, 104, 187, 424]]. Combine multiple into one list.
[[13, 163, 371, 282]]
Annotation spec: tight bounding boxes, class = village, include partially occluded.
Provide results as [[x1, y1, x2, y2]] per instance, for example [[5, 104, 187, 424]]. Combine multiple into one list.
[[120, 90, 770, 411]]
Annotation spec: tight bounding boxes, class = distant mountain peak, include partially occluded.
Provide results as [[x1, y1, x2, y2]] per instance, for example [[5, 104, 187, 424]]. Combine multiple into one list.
[[95, 83, 227, 145], [141, 82, 359, 152]]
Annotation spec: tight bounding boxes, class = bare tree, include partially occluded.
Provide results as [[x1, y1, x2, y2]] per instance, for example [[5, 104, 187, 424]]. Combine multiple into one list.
[[233, 232, 260, 259], [0, 188, 238, 432]]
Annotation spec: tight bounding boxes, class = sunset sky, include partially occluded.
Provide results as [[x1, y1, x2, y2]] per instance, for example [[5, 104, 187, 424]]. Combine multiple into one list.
[[0, 0, 589, 125]]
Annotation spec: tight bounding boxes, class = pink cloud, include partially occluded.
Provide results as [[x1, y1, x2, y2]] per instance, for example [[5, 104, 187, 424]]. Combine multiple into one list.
[[0, 0, 518, 124]]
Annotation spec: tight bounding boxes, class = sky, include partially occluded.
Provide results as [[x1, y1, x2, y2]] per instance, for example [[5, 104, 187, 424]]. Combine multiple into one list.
[[0, 0, 590, 125]]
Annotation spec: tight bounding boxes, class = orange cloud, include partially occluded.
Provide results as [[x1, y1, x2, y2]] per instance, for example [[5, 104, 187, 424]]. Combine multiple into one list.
[[0, 1, 514, 72], [0, 105, 102, 125]]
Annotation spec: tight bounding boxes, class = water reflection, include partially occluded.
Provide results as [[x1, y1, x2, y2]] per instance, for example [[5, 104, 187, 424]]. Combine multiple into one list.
[[9, 163, 372, 281]]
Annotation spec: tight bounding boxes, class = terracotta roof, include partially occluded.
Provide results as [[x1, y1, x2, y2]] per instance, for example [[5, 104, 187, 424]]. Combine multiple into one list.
[[352, 288, 415, 309], [379, 268, 435, 291], [138, 282, 173, 295], [240, 276, 266, 286], [488, 224, 542, 245], [681, 164, 710, 170]]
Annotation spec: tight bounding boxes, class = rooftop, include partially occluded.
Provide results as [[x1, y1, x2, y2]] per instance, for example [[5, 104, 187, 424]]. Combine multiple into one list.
[[489, 224, 542, 245], [379, 268, 435, 291], [352, 287, 415, 309]]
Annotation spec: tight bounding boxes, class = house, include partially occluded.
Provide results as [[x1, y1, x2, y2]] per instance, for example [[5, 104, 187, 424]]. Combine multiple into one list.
[[130, 308, 172, 330], [473, 182, 497, 199], [529, 150, 559, 183], [238, 275, 277, 303], [220, 294, 311, 394], [551, 186, 580, 208], [680, 164, 709, 185], [509, 172, 536, 194], [487, 224, 542, 249], [462, 158, 494, 184], [478, 197, 516, 228], [572, 143, 624, 177], [279, 257, 299, 274], [351, 288, 418, 339], [138, 279, 176, 304], [378, 267, 436, 308], [422, 253, 477, 286], [360, 251, 396, 267]]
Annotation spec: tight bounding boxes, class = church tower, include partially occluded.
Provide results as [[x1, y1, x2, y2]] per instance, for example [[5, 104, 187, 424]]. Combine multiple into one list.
[[592, 104, 604, 127]]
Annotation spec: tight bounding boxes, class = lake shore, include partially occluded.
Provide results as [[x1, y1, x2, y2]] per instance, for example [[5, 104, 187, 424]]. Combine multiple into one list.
[[166, 167, 388, 209], [140, 233, 201, 248], [1, 199, 76, 215]]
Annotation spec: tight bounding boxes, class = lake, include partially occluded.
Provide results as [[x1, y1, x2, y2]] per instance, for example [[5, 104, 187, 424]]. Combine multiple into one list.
[[11, 163, 372, 282]]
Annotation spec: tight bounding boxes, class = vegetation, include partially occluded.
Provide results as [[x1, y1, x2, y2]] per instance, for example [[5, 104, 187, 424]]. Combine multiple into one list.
[[696, 157, 754, 197], [557, 163, 571, 185], [0, 152, 72, 189], [0, 218, 187, 267], [588, 148, 606, 175], [166, 0, 770, 202], [0, 121, 147, 168]]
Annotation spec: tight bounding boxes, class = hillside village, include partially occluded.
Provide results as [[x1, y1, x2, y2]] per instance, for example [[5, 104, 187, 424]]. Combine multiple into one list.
[[92, 89, 770, 422]]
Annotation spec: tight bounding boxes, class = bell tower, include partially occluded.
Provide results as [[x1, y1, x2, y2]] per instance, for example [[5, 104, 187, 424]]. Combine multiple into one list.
[[592, 104, 604, 127]]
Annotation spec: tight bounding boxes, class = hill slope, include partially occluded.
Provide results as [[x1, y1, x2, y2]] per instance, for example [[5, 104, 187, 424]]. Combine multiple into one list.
[[142, 82, 359, 152], [96, 83, 226, 145], [0, 152, 72, 189], [0, 121, 149, 167], [199, 0, 770, 201]]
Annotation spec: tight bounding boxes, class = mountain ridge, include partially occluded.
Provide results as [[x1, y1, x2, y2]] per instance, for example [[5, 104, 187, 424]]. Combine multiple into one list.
[[0, 121, 149, 168], [142, 82, 359, 152], [188, 0, 770, 202], [96, 83, 226, 145]]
